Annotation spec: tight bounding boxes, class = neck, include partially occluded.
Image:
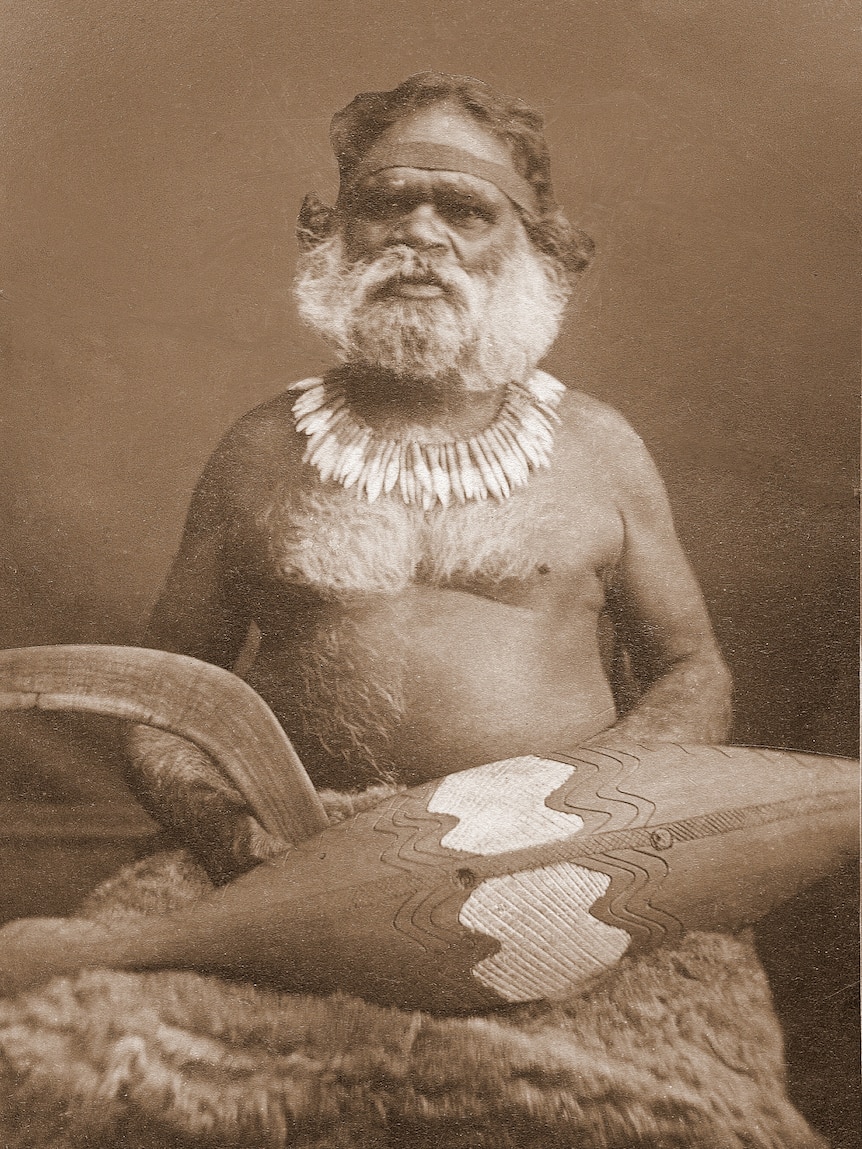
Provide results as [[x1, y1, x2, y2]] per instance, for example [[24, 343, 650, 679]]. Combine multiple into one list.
[[331, 365, 512, 442]]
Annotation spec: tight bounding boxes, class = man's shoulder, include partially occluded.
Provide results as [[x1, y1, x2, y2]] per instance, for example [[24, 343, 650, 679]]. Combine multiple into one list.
[[553, 383, 644, 453], [196, 380, 315, 497], [227, 380, 316, 441], [211, 380, 316, 459], [549, 380, 663, 504]]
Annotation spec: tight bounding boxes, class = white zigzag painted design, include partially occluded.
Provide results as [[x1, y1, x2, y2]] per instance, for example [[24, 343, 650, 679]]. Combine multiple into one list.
[[426, 755, 632, 1002]]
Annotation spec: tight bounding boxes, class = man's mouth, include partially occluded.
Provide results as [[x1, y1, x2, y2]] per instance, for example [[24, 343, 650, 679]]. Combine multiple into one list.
[[371, 271, 447, 300]]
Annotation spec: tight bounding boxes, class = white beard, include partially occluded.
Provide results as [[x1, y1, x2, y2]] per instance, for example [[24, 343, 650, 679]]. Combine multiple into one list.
[[293, 232, 569, 392]]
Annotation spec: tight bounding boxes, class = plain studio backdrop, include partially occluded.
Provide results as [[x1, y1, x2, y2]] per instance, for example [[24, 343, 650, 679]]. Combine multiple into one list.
[[0, 6, 857, 862]]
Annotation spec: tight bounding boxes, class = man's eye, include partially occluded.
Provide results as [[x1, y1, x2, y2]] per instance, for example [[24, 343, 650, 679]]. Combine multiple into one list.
[[354, 190, 404, 220], [439, 198, 492, 226]]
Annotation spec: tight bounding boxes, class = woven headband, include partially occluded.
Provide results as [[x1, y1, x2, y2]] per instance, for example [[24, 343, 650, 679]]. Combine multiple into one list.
[[342, 141, 539, 215]]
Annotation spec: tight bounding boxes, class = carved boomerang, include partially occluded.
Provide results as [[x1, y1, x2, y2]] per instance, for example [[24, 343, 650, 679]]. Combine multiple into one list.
[[0, 645, 856, 1012]]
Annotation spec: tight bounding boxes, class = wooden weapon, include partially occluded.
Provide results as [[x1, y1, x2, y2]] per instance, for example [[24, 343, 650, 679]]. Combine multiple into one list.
[[0, 645, 856, 1012]]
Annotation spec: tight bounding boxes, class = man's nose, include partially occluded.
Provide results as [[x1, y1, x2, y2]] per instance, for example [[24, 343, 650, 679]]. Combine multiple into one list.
[[389, 203, 449, 250]]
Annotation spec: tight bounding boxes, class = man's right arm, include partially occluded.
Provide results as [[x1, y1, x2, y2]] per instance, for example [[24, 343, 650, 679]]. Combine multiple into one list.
[[125, 430, 287, 882]]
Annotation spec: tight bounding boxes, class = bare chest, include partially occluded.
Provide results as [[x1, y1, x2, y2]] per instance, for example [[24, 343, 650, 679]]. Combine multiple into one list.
[[245, 457, 623, 620]]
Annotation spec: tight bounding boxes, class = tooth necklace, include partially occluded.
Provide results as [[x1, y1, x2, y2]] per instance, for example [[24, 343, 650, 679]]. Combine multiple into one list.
[[289, 371, 565, 509]]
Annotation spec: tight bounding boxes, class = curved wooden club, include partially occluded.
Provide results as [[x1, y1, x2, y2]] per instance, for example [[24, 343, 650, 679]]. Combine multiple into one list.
[[0, 644, 328, 844]]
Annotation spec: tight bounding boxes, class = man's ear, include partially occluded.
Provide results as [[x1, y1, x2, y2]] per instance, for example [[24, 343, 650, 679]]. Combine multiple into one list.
[[296, 193, 338, 250]]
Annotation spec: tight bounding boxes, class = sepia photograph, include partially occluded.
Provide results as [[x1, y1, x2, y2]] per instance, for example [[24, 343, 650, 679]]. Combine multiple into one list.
[[0, 1, 858, 1145]]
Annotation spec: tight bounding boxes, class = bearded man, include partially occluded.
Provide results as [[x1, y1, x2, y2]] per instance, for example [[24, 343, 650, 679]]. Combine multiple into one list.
[[126, 72, 732, 882]]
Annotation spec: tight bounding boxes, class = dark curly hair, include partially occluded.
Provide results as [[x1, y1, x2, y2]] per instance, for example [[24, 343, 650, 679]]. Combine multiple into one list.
[[297, 72, 594, 282]]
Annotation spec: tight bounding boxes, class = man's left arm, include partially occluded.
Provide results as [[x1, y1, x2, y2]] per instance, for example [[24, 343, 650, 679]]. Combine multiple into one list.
[[605, 432, 732, 744]]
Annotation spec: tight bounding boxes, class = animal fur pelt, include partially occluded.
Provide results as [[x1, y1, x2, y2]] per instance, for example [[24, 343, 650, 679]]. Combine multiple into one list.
[[0, 847, 826, 1149]]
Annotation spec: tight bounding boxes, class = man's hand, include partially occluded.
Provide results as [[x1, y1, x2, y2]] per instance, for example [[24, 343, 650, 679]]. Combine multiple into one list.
[[603, 651, 732, 744], [124, 724, 289, 883]]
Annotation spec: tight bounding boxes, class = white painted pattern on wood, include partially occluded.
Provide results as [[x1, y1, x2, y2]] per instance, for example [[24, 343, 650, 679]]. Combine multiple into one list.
[[459, 862, 632, 1002], [427, 756, 582, 855]]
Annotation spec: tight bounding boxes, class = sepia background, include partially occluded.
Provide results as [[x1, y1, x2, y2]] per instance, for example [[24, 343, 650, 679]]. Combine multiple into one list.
[[0, 1, 858, 1141]]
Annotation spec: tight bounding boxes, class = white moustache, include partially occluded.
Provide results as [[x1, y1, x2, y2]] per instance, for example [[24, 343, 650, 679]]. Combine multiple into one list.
[[356, 246, 474, 304]]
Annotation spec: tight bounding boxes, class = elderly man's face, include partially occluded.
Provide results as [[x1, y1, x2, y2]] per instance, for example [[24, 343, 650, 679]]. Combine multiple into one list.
[[343, 168, 525, 281], [341, 105, 528, 279]]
